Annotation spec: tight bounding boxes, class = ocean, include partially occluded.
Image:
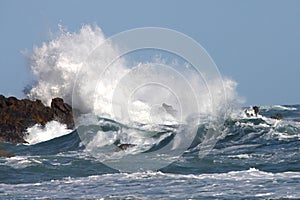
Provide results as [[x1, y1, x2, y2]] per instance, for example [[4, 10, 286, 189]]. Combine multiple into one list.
[[0, 25, 299, 199], [0, 105, 300, 199]]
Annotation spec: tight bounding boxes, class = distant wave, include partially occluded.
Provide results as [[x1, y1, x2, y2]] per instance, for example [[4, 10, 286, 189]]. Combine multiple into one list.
[[261, 105, 298, 111]]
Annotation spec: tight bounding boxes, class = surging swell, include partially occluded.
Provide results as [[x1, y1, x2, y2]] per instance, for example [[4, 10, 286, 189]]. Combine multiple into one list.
[[22, 25, 300, 167], [23, 24, 247, 161]]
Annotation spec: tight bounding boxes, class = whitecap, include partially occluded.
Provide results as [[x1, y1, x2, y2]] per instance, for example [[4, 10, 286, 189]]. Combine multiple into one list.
[[25, 121, 72, 145]]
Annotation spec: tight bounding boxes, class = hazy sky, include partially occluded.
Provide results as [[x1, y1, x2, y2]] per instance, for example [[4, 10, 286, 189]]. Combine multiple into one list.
[[1, 0, 299, 106]]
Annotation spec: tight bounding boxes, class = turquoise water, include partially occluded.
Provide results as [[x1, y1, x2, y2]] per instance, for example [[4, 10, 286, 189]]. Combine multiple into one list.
[[1, 105, 300, 199]]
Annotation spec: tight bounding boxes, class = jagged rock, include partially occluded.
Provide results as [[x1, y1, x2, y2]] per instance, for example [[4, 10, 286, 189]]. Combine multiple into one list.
[[253, 106, 259, 116], [162, 103, 177, 117], [271, 114, 283, 120], [244, 106, 259, 117], [0, 95, 74, 144], [51, 98, 74, 129]]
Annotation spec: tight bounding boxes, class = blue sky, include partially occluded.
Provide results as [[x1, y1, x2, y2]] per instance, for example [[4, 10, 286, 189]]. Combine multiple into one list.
[[0, 0, 299, 106]]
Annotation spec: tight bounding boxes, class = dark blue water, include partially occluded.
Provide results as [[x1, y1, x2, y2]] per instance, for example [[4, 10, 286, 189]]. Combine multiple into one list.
[[0, 105, 300, 199]]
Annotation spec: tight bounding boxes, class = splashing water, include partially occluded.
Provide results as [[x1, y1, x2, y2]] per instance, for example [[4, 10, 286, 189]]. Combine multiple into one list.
[[25, 121, 72, 145], [24, 24, 244, 171], [27, 24, 241, 125], [1, 24, 298, 198]]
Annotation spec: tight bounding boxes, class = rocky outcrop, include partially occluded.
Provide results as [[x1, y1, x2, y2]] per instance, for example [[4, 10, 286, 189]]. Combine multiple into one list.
[[244, 106, 259, 117], [51, 98, 74, 129], [0, 95, 74, 144], [0, 149, 14, 158]]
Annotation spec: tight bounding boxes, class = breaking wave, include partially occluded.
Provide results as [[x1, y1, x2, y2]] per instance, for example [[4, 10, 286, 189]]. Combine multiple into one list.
[[26, 24, 241, 126]]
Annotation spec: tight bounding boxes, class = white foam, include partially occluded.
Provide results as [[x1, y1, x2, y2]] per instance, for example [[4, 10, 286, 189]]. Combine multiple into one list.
[[0, 156, 42, 169], [25, 121, 72, 145], [228, 154, 252, 159], [268, 131, 300, 141], [1, 169, 300, 199], [81, 121, 166, 159]]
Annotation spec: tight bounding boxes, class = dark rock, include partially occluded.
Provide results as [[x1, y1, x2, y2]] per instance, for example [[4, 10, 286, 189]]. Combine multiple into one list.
[[0, 149, 14, 158], [271, 114, 283, 120], [293, 119, 300, 122], [117, 144, 136, 151], [162, 103, 177, 117], [0, 95, 74, 144], [253, 106, 259, 116], [51, 98, 74, 129], [244, 106, 259, 117]]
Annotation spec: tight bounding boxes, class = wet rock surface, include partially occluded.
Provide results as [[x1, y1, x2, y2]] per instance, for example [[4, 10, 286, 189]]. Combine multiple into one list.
[[0, 95, 74, 144]]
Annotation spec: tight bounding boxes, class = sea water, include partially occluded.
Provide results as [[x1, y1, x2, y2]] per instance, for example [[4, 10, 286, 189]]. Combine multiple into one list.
[[0, 25, 299, 199]]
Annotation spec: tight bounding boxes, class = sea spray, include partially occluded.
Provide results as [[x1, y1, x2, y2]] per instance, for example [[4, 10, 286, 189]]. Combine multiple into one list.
[[27, 25, 111, 107], [25, 121, 72, 145], [27, 24, 241, 123], [25, 24, 243, 171]]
